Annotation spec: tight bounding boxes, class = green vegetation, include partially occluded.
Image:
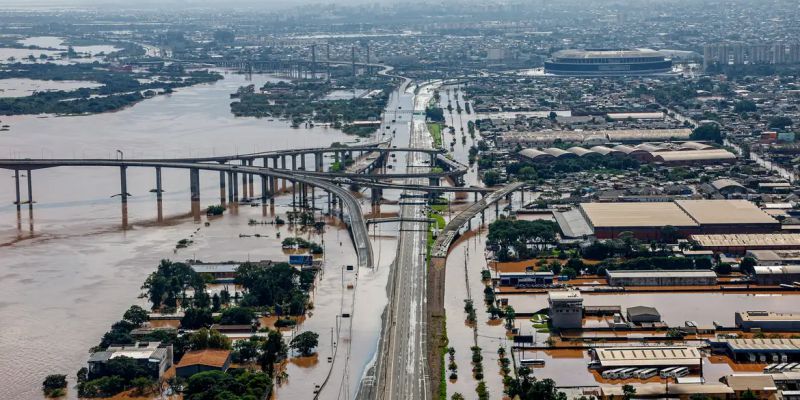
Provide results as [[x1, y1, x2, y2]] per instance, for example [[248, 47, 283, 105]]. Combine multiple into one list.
[[426, 105, 445, 122], [42, 374, 67, 398], [289, 331, 319, 356], [0, 63, 221, 115], [690, 124, 723, 144], [428, 123, 443, 148], [507, 155, 640, 181], [487, 218, 559, 261], [429, 212, 446, 230], [184, 369, 272, 400], [506, 373, 567, 400], [463, 299, 477, 324], [206, 204, 225, 216], [281, 237, 323, 254], [230, 79, 393, 137], [236, 262, 316, 315]]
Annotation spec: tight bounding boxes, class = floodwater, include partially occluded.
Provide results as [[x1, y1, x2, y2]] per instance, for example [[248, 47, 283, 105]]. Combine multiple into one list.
[[18, 36, 121, 55], [500, 292, 798, 326], [0, 78, 103, 98], [0, 70, 381, 399]]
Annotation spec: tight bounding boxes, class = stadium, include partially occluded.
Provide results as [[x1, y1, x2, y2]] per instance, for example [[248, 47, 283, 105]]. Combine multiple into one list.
[[544, 48, 673, 76]]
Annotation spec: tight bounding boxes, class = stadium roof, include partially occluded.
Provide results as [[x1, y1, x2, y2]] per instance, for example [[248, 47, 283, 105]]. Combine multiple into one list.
[[580, 202, 699, 228], [675, 200, 776, 225], [552, 48, 666, 59]]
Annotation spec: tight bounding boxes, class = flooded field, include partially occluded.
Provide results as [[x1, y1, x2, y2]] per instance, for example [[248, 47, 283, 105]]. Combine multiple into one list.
[[17, 36, 121, 55], [0, 70, 388, 399], [0, 78, 103, 98]]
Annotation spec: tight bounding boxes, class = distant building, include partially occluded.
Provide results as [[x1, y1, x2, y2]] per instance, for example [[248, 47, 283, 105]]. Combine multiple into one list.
[[548, 290, 583, 329], [544, 48, 672, 76], [692, 234, 800, 254], [746, 250, 800, 266], [736, 311, 800, 332], [722, 374, 779, 400], [592, 346, 702, 369], [88, 342, 173, 380], [606, 270, 717, 287], [710, 338, 800, 363], [191, 263, 240, 283], [176, 349, 232, 378], [626, 306, 662, 323], [600, 382, 733, 400], [753, 265, 800, 285], [498, 272, 554, 287]]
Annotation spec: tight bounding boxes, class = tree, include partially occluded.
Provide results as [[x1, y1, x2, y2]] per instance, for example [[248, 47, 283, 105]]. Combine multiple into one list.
[[290, 331, 320, 357], [188, 328, 232, 350], [622, 384, 636, 400], [181, 307, 212, 329], [123, 305, 149, 326], [715, 262, 732, 275], [452, 393, 465, 400], [42, 374, 67, 398], [211, 293, 221, 312], [130, 376, 154, 396], [740, 257, 757, 274], [690, 124, 723, 144], [232, 336, 265, 363], [504, 306, 516, 330], [768, 116, 793, 130], [659, 225, 679, 243], [733, 100, 757, 114], [506, 376, 567, 400], [259, 330, 287, 376], [219, 307, 255, 325], [184, 370, 272, 400], [694, 257, 713, 270], [560, 267, 578, 280], [741, 389, 757, 400], [483, 170, 500, 186]]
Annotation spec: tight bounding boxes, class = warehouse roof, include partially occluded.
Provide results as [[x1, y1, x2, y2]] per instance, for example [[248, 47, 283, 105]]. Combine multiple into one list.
[[692, 233, 800, 248], [580, 202, 699, 228], [653, 149, 736, 163], [607, 269, 717, 279], [753, 265, 800, 275], [711, 179, 746, 192], [722, 374, 777, 392], [675, 200, 777, 225], [715, 338, 800, 352], [518, 148, 555, 161], [736, 311, 800, 322], [627, 306, 661, 318], [594, 346, 701, 367], [601, 383, 734, 397]]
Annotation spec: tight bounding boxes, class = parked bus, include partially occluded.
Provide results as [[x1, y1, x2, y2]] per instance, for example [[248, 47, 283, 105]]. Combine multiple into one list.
[[660, 367, 679, 378], [602, 368, 624, 379], [672, 367, 690, 378], [637, 368, 658, 379]]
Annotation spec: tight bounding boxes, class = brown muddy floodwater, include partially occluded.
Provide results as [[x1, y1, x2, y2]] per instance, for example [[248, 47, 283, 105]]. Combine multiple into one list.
[[0, 71, 388, 399]]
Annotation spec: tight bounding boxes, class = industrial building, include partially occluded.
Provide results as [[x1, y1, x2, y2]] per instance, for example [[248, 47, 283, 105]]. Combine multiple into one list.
[[591, 346, 702, 369], [753, 265, 800, 285], [88, 342, 174, 380], [544, 48, 672, 76], [711, 338, 800, 363], [191, 263, 240, 283], [548, 290, 583, 329], [517, 144, 735, 166], [746, 250, 800, 266], [736, 311, 800, 332], [497, 271, 554, 287], [627, 306, 662, 323], [600, 383, 733, 400], [692, 234, 800, 253], [579, 200, 779, 240], [606, 270, 717, 286]]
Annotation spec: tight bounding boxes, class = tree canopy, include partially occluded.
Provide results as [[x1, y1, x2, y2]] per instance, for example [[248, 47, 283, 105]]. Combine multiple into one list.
[[487, 218, 559, 261]]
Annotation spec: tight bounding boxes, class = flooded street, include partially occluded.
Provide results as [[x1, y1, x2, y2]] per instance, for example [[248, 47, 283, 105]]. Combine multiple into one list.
[[0, 71, 378, 399]]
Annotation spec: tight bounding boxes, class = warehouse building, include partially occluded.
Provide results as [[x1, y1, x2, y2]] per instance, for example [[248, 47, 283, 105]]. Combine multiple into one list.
[[627, 306, 662, 323], [579, 200, 779, 240], [753, 265, 800, 285], [606, 269, 717, 286], [746, 250, 800, 266], [710, 338, 800, 363], [549, 290, 583, 329], [592, 346, 702, 369], [498, 271, 554, 287], [736, 311, 800, 332], [692, 234, 800, 254]]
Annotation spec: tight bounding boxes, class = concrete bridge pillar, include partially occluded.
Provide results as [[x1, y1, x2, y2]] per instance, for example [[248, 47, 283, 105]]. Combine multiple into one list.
[[430, 153, 436, 166], [280, 156, 287, 191], [371, 188, 382, 204], [241, 162, 248, 200], [314, 153, 323, 172], [311, 187, 316, 213], [429, 177, 440, 187], [233, 172, 239, 202], [248, 160, 254, 198], [327, 192, 332, 215], [14, 169, 20, 210], [268, 176, 276, 203], [227, 171, 234, 203], [474, 192, 478, 202], [300, 154, 306, 170], [263, 157, 269, 169], [156, 167, 163, 221], [291, 181, 296, 213], [261, 175, 268, 205], [190, 168, 201, 222], [26, 169, 32, 209], [291, 155, 297, 171], [495, 201, 499, 218], [219, 170, 226, 207], [506, 193, 513, 212], [119, 166, 128, 205]]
